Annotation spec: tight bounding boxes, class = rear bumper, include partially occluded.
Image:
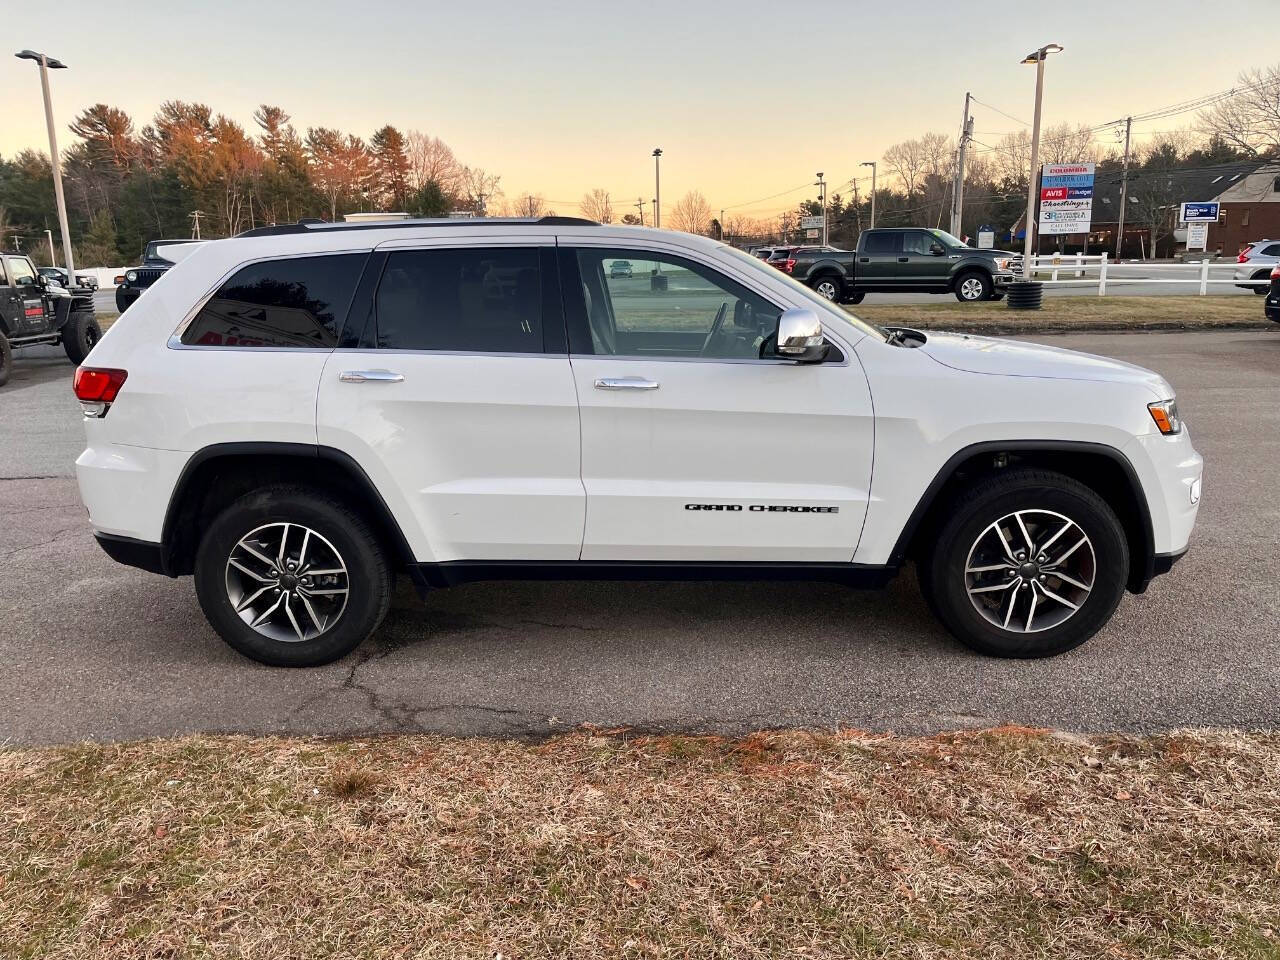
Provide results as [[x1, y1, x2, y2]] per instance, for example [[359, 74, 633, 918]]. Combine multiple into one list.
[[1266, 293, 1279, 322], [95, 532, 170, 576]]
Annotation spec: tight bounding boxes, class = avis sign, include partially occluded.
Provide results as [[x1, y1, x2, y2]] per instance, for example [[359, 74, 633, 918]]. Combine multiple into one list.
[[1038, 162, 1095, 236]]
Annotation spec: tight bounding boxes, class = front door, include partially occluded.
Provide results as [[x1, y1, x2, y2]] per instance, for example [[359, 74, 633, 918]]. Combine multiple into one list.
[[898, 230, 951, 288], [3, 255, 46, 336], [561, 243, 874, 563], [316, 239, 584, 563]]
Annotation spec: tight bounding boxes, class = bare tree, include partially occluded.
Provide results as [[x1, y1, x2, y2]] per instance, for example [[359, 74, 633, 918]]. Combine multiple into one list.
[[512, 193, 547, 217], [1039, 123, 1098, 165], [405, 131, 461, 193], [668, 190, 712, 234], [459, 166, 502, 214], [580, 188, 615, 223], [993, 130, 1031, 184], [883, 137, 929, 199], [1198, 64, 1280, 157]]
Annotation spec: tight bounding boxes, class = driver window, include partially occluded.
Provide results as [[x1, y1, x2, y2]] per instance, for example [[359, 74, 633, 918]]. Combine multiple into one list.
[[574, 249, 781, 360], [8, 257, 36, 286]]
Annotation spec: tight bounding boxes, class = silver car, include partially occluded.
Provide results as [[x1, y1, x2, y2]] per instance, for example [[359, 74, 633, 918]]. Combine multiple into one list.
[[1234, 239, 1280, 294]]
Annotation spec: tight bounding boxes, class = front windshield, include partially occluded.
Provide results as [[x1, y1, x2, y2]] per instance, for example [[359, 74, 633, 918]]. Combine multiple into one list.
[[719, 244, 885, 340], [930, 228, 969, 248]]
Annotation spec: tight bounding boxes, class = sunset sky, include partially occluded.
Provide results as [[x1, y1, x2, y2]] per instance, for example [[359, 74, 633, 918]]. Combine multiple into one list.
[[7, 0, 1277, 221]]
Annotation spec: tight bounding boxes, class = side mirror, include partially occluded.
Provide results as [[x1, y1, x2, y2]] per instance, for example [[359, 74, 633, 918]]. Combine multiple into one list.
[[773, 307, 827, 363], [930, 242, 946, 256]]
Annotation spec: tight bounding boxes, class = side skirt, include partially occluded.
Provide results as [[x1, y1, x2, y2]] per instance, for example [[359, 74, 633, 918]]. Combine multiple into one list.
[[416, 560, 897, 590]]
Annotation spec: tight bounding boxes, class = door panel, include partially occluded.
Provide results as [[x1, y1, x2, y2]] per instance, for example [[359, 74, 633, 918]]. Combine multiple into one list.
[[900, 231, 949, 288], [856, 233, 902, 289]]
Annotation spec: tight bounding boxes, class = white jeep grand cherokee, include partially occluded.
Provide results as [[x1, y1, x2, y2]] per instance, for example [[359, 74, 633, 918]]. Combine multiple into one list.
[[74, 217, 1202, 666]]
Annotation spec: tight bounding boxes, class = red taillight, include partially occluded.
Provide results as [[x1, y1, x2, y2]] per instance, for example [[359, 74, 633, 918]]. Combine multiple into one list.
[[1237, 251, 1249, 263], [74, 367, 128, 403], [1272, 264, 1280, 279], [782, 258, 796, 274]]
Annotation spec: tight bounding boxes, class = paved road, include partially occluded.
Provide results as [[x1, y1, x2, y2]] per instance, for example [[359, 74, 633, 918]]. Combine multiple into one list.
[[1, 331, 1277, 746]]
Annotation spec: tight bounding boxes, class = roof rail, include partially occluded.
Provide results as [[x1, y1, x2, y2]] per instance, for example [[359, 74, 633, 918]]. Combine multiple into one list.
[[236, 215, 598, 238]]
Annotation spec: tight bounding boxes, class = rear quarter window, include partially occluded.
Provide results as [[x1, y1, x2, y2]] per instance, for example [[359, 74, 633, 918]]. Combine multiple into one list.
[[180, 253, 366, 348]]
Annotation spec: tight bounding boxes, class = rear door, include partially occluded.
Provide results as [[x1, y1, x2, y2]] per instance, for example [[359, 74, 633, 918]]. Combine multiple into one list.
[[316, 237, 584, 564], [856, 231, 902, 289]]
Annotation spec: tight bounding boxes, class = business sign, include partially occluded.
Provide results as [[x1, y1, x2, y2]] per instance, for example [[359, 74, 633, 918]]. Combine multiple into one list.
[[1038, 162, 1095, 235], [804, 229, 820, 239], [800, 215, 825, 230], [1179, 202, 1219, 223], [1186, 221, 1209, 251], [976, 225, 995, 249]]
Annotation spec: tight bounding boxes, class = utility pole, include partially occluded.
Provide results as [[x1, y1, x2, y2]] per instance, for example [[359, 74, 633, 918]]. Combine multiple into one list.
[[1115, 116, 1132, 260], [475, 191, 488, 216], [814, 172, 827, 246], [652, 148, 662, 228], [851, 178, 863, 237], [950, 92, 973, 237], [11, 234, 22, 252], [861, 161, 877, 228], [16, 50, 75, 285], [189, 210, 205, 240], [635, 197, 646, 226]]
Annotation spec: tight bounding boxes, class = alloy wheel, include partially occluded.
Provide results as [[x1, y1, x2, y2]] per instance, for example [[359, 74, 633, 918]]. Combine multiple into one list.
[[224, 522, 349, 643], [964, 509, 1095, 633], [960, 277, 984, 300], [814, 280, 838, 300]]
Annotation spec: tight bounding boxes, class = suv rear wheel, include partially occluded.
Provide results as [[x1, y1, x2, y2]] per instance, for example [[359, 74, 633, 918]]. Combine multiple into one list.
[[919, 469, 1128, 658], [811, 275, 843, 301], [1253, 269, 1271, 294], [62, 307, 101, 364], [194, 485, 392, 666]]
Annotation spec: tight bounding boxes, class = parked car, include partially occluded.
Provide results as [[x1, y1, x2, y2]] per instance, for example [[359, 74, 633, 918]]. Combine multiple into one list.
[[75, 216, 1200, 666], [1266, 263, 1279, 323], [771, 228, 1019, 304], [0, 250, 99, 387], [609, 260, 633, 279], [751, 247, 775, 260], [115, 239, 207, 312], [38, 266, 99, 290], [1234, 239, 1280, 294]]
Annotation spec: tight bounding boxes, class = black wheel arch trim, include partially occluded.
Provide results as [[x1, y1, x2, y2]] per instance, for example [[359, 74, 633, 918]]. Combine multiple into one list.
[[159, 441, 424, 592], [887, 439, 1158, 593]]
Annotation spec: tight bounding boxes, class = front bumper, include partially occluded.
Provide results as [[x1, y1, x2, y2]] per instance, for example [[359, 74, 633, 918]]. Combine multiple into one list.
[[992, 272, 1016, 289], [1122, 428, 1202, 570]]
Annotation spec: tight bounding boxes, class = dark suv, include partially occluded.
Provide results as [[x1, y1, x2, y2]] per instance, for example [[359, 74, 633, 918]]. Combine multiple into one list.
[[0, 251, 99, 387], [115, 239, 206, 312]]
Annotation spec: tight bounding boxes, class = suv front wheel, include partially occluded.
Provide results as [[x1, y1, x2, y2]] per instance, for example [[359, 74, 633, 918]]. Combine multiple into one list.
[[194, 485, 392, 666], [954, 270, 993, 302], [919, 469, 1128, 658], [810, 275, 843, 301]]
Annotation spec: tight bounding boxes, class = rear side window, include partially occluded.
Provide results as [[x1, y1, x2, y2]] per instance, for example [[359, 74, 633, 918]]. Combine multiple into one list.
[[863, 232, 902, 254], [180, 254, 365, 348], [373, 247, 543, 353], [1263, 244, 1280, 257]]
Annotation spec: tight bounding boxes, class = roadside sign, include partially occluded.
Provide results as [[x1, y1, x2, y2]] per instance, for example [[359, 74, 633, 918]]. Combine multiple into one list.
[[1179, 202, 1219, 223], [800, 215, 824, 230], [976, 226, 994, 249], [1038, 163, 1095, 235], [804, 228, 820, 240], [1186, 221, 1209, 251]]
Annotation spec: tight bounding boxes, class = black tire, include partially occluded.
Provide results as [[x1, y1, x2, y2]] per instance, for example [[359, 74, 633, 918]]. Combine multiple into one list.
[[810, 274, 844, 302], [954, 270, 994, 302], [62, 308, 101, 364], [1253, 270, 1270, 294], [844, 290, 866, 305], [918, 468, 1128, 658], [194, 485, 393, 667], [0, 332, 11, 388]]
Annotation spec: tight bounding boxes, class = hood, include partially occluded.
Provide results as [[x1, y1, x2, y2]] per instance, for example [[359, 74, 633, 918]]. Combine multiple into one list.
[[919, 330, 1171, 398]]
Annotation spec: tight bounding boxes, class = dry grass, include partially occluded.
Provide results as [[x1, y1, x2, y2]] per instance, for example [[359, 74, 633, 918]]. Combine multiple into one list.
[[96, 313, 120, 333], [850, 295, 1271, 335], [3, 729, 1279, 959]]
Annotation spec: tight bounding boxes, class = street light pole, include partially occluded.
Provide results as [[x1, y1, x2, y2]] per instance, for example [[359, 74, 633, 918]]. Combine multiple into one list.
[[1019, 43, 1062, 273], [16, 50, 75, 283], [45, 228, 56, 266], [814, 172, 827, 246], [652, 148, 662, 228], [860, 162, 876, 228]]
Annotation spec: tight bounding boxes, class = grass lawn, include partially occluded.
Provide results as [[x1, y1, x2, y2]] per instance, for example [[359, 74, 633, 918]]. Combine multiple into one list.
[[97, 313, 120, 333], [850, 295, 1272, 335], [4, 729, 1278, 959]]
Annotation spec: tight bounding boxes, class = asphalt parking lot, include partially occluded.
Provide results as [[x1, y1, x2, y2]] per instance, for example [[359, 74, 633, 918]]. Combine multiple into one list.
[[1, 329, 1278, 747]]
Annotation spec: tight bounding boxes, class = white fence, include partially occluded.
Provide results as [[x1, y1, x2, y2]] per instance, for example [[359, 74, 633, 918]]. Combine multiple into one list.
[[1022, 254, 1271, 296]]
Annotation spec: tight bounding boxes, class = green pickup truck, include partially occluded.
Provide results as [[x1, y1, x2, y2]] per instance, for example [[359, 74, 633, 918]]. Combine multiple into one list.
[[776, 227, 1021, 304]]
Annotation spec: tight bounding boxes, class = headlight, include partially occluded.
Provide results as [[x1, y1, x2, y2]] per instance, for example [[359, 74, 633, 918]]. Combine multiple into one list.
[[126, 270, 137, 283], [1148, 398, 1182, 435], [993, 257, 1010, 271]]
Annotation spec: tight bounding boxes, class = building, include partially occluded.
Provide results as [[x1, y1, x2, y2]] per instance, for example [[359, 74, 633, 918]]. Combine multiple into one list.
[[1205, 164, 1280, 255]]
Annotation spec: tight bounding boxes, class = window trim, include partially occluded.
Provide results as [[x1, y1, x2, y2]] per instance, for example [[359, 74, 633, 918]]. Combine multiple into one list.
[[558, 244, 849, 366], [168, 249, 371, 351]]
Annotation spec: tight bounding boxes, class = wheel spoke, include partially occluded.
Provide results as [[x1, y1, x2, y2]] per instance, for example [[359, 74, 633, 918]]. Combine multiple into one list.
[[283, 595, 306, 641], [302, 568, 346, 578], [1051, 536, 1089, 566], [994, 524, 1017, 562], [228, 557, 273, 582], [1037, 583, 1080, 611], [297, 591, 327, 633], [968, 581, 1016, 596], [234, 583, 275, 613], [1050, 570, 1092, 592], [277, 523, 290, 567], [1002, 579, 1021, 629], [966, 562, 1012, 574], [297, 586, 348, 597], [1024, 582, 1039, 632], [1038, 519, 1074, 556], [238, 541, 277, 570], [249, 593, 285, 628], [298, 528, 312, 568], [1014, 512, 1036, 553]]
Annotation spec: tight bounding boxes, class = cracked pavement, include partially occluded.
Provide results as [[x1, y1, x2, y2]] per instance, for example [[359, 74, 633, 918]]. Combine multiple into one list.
[[1, 332, 1278, 746]]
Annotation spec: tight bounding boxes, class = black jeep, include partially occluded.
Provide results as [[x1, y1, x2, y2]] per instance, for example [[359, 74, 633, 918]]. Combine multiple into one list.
[[0, 250, 100, 388], [115, 239, 205, 313]]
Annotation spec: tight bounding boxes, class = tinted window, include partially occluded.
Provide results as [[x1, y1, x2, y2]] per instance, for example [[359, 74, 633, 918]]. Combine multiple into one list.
[[374, 247, 542, 352], [181, 254, 364, 348], [570, 249, 781, 360], [863, 232, 901, 254], [1263, 244, 1280, 257]]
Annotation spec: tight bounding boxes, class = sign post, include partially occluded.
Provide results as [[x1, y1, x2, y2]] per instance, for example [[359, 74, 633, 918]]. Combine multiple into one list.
[[1038, 162, 1095, 237], [1179, 203, 1218, 256]]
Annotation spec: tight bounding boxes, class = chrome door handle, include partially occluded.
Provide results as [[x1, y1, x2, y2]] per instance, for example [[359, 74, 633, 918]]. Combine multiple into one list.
[[594, 377, 659, 391], [339, 369, 404, 383]]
